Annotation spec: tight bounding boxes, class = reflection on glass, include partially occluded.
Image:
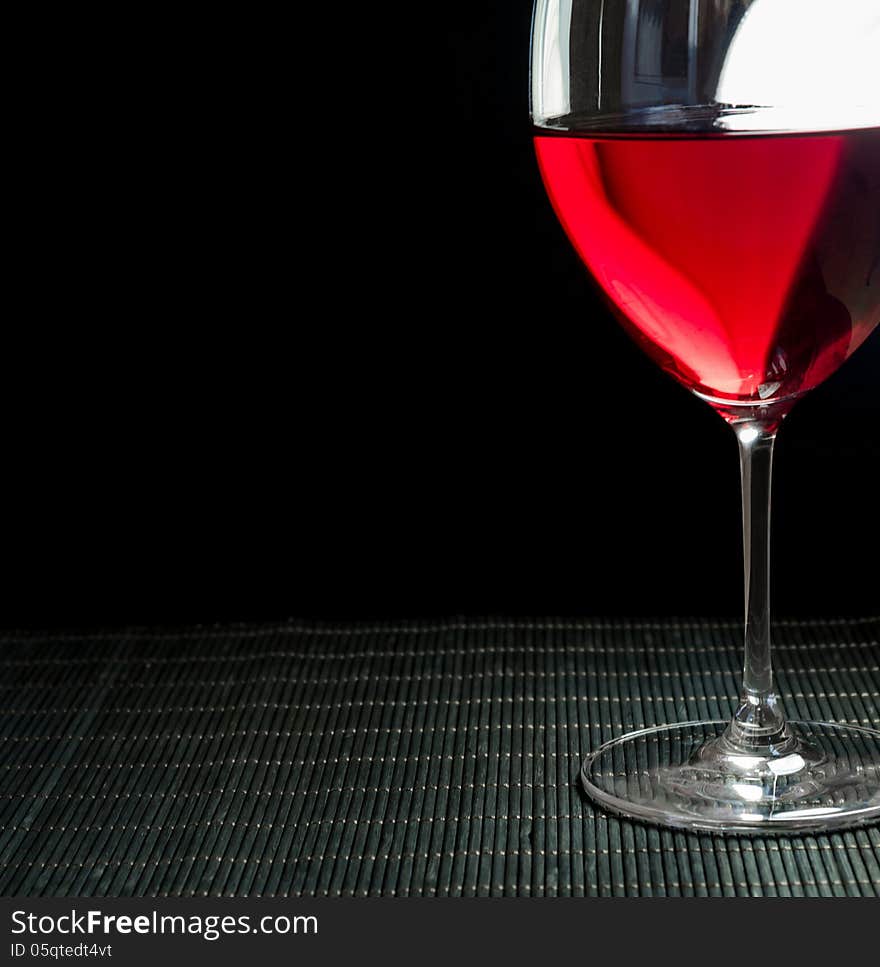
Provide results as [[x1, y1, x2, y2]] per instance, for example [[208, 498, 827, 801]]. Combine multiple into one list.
[[716, 0, 880, 131], [636, 0, 690, 79]]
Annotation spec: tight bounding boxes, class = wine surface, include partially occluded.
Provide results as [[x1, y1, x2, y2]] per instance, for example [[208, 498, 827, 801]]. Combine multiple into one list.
[[534, 129, 879, 403]]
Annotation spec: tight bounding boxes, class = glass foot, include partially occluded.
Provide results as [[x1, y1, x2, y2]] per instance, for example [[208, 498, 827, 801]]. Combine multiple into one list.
[[581, 720, 880, 833]]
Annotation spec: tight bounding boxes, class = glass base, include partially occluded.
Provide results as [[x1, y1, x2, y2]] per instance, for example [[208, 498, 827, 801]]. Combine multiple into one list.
[[581, 720, 880, 833]]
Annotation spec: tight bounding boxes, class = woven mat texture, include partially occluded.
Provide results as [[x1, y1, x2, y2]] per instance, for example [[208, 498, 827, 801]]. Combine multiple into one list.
[[1, 618, 878, 897]]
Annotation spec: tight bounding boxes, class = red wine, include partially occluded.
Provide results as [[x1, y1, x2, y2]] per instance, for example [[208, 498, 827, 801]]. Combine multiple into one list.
[[535, 129, 879, 404]]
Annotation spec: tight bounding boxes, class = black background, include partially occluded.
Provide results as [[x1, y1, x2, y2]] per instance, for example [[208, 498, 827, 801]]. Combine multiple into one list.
[[4, 2, 877, 628]]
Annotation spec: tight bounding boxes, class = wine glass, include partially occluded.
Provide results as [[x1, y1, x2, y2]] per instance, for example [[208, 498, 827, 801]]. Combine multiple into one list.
[[531, 0, 880, 832]]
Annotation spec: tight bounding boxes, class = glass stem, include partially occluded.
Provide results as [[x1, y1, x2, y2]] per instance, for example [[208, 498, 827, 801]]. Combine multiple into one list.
[[725, 420, 793, 753]]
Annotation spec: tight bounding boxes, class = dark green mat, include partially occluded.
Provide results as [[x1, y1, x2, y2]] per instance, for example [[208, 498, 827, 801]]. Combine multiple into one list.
[[1, 618, 878, 897]]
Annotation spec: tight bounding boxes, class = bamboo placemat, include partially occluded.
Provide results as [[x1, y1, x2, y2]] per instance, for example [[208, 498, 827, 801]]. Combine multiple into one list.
[[1, 618, 878, 897]]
